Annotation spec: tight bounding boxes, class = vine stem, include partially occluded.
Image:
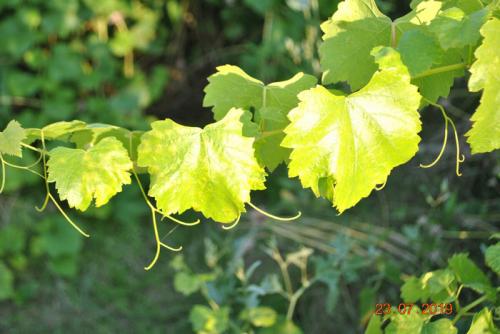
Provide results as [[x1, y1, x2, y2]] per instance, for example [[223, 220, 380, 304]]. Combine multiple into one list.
[[452, 295, 488, 325], [287, 281, 311, 320], [35, 130, 50, 212], [412, 63, 467, 80]]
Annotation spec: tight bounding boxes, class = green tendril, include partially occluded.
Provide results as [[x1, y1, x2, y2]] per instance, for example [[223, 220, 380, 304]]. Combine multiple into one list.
[[375, 180, 387, 191], [162, 213, 201, 226], [144, 209, 182, 271], [248, 202, 301, 222], [2, 159, 44, 178], [222, 214, 241, 230], [0, 154, 6, 194], [420, 100, 464, 177]]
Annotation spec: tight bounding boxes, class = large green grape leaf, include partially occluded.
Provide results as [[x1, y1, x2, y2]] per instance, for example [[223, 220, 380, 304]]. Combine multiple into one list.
[[137, 108, 267, 223], [319, 0, 461, 102], [429, 7, 489, 49], [410, 0, 487, 13], [447, 253, 494, 296], [319, 0, 392, 89], [485, 243, 500, 275], [397, 29, 443, 77], [282, 47, 422, 212], [396, 0, 444, 31], [47, 137, 133, 211], [203, 66, 317, 170], [0, 120, 26, 157], [466, 18, 500, 153], [411, 47, 465, 103]]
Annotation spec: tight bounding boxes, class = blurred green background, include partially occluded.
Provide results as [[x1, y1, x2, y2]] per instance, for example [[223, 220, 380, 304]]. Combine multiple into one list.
[[0, 0, 498, 333]]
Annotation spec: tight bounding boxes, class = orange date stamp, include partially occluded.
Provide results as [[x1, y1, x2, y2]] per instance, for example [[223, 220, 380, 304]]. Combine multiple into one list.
[[374, 303, 454, 315]]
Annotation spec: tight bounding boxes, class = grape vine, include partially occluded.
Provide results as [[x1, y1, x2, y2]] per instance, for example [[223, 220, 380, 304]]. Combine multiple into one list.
[[1, 0, 499, 270]]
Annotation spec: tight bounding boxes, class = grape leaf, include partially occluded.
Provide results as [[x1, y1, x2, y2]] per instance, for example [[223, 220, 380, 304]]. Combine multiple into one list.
[[401, 269, 456, 303], [466, 18, 500, 153], [397, 29, 443, 76], [283, 47, 421, 212], [25, 121, 87, 144], [410, 0, 487, 13], [466, 308, 497, 334], [190, 305, 230, 334], [0, 120, 26, 157], [365, 315, 383, 334], [396, 0, 443, 31], [429, 7, 489, 49], [137, 108, 267, 223], [319, 0, 392, 89], [319, 0, 461, 102], [447, 253, 494, 295], [203, 65, 264, 121], [386, 312, 426, 334], [485, 243, 500, 275], [47, 137, 133, 211], [422, 319, 457, 334], [203, 66, 317, 170], [401, 276, 425, 303], [411, 47, 465, 103]]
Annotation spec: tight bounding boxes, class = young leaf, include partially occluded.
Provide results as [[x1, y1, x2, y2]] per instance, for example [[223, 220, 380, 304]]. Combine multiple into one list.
[[137, 108, 267, 223], [283, 47, 422, 212], [485, 242, 500, 275], [47, 137, 133, 211], [319, 0, 392, 89], [466, 18, 500, 154], [240, 307, 277, 328], [258, 316, 303, 334], [190, 305, 230, 334], [0, 120, 26, 157], [203, 66, 317, 170]]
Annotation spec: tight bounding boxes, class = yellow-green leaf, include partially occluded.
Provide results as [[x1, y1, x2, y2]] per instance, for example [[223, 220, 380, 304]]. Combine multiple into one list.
[[282, 47, 421, 212], [137, 108, 266, 223], [0, 120, 26, 157], [466, 18, 500, 153], [47, 137, 133, 211]]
